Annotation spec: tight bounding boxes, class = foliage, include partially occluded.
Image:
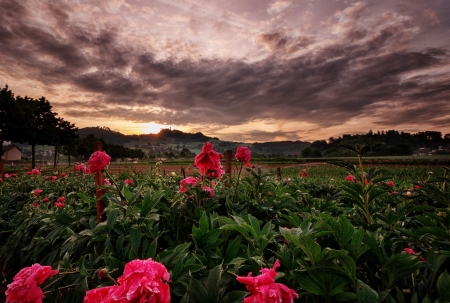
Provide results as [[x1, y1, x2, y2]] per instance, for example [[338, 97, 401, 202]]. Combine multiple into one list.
[[1, 158, 450, 302]]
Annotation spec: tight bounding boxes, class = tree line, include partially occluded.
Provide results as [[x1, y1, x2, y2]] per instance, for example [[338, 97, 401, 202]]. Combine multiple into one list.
[[302, 130, 450, 158], [0, 85, 145, 175]]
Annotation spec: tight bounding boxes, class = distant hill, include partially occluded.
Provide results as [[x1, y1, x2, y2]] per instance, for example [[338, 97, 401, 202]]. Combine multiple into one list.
[[77, 127, 131, 145], [78, 127, 214, 144]]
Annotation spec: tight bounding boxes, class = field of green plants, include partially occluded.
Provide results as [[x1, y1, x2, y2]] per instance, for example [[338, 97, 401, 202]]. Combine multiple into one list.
[[1, 144, 450, 303]]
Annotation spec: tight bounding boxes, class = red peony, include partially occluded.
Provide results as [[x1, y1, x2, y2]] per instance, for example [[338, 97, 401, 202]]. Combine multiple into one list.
[[386, 181, 394, 187], [76, 163, 87, 173], [60, 172, 67, 178], [404, 248, 426, 261], [179, 177, 201, 193], [202, 185, 214, 197], [84, 286, 115, 303], [84, 259, 170, 303], [33, 189, 43, 197], [300, 169, 309, 178], [345, 175, 355, 182], [235, 146, 252, 168], [194, 142, 224, 178], [124, 179, 133, 185], [88, 151, 111, 174], [237, 260, 298, 303], [6, 264, 59, 303]]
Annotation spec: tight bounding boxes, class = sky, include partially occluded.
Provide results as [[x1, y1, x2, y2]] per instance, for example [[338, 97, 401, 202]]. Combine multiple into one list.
[[1, 0, 450, 142]]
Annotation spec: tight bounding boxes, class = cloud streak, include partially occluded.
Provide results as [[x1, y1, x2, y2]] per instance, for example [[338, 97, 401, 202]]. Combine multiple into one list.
[[0, 0, 449, 142]]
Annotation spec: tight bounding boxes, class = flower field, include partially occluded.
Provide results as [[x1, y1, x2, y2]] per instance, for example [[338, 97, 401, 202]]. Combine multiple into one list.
[[1, 143, 450, 303]]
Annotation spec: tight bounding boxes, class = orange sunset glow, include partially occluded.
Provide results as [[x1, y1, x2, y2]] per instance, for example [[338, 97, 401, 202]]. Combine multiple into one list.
[[1, 0, 450, 142]]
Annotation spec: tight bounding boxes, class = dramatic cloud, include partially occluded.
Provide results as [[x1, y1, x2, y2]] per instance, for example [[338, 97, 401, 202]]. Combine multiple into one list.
[[1, 0, 449, 142]]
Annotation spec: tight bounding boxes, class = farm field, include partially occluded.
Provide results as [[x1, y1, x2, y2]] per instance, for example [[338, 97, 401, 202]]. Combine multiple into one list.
[[1, 149, 450, 302]]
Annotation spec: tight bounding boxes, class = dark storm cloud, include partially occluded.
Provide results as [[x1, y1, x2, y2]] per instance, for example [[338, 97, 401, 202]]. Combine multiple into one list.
[[1, 0, 449, 139]]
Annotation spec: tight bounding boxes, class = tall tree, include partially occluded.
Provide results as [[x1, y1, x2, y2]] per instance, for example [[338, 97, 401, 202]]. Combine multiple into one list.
[[20, 96, 59, 168], [53, 118, 78, 167], [0, 85, 32, 176]]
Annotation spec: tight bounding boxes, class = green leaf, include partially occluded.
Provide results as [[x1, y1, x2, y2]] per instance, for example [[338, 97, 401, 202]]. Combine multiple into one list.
[[219, 291, 247, 303], [189, 276, 210, 303], [146, 237, 158, 259], [129, 226, 142, 252], [356, 279, 379, 303], [206, 264, 222, 302], [107, 209, 119, 230], [437, 270, 450, 302], [141, 190, 164, 217], [297, 235, 323, 265], [293, 272, 325, 296], [199, 212, 209, 233]]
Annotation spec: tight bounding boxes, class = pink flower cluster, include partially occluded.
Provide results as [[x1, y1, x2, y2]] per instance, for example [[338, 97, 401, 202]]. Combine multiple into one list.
[[194, 142, 224, 178], [237, 260, 298, 303], [6, 264, 58, 303], [179, 177, 214, 197], [84, 258, 170, 303], [54, 196, 65, 209], [27, 169, 42, 175]]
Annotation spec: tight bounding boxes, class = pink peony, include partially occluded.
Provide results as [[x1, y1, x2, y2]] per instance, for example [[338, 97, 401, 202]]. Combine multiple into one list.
[[76, 163, 87, 173], [31, 169, 41, 175], [33, 189, 43, 197], [84, 286, 115, 303], [179, 177, 201, 193], [202, 185, 214, 197], [404, 248, 426, 261], [32, 202, 39, 207], [88, 151, 111, 174], [84, 258, 171, 303], [124, 179, 133, 185], [6, 264, 58, 303], [53, 196, 65, 209], [386, 181, 394, 187], [235, 146, 252, 168], [105, 178, 111, 185], [194, 142, 224, 178], [345, 175, 355, 182], [60, 172, 67, 178], [300, 169, 309, 178], [237, 260, 298, 303], [43, 197, 49, 203]]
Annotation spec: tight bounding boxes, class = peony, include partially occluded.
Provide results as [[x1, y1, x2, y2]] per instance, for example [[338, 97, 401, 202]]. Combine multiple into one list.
[[105, 178, 111, 186], [179, 177, 201, 193], [237, 260, 298, 303], [345, 175, 355, 182], [33, 189, 43, 197], [194, 142, 224, 178], [31, 169, 41, 175], [76, 163, 88, 173], [84, 286, 115, 303], [88, 151, 111, 174], [404, 248, 426, 261], [202, 185, 214, 197], [300, 169, 309, 178], [235, 146, 252, 168], [54, 196, 65, 209], [386, 181, 394, 187], [60, 172, 67, 178], [43, 197, 49, 203], [124, 179, 133, 186], [6, 264, 59, 303], [84, 258, 171, 303]]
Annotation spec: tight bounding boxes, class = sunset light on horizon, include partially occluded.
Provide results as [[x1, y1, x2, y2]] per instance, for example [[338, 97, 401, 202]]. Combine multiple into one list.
[[1, 0, 450, 142]]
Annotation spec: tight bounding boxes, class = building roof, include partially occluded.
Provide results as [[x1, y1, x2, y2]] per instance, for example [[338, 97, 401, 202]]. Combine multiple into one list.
[[2, 145, 22, 152]]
